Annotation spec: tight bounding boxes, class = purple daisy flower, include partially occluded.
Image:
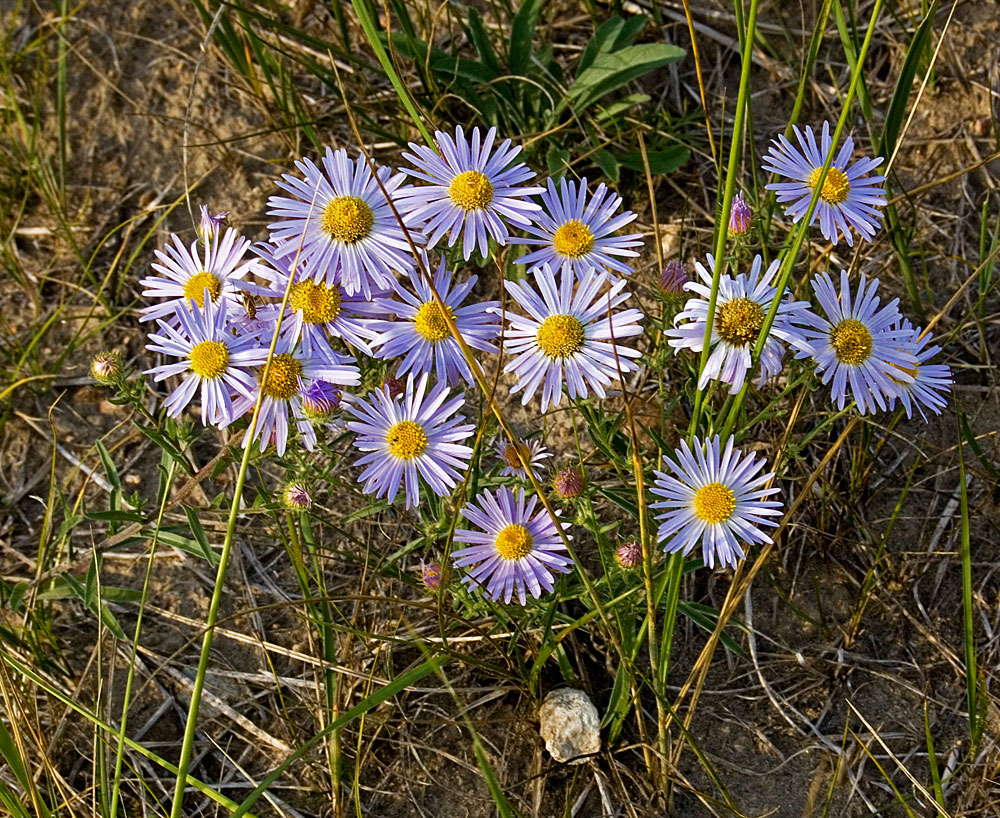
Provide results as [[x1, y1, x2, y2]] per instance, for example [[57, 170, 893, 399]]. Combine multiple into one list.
[[344, 373, 474, 509], [245, 243, 381, 358], [140, 227, 259, 324], [494, 436, 551, 479], [651, 436, 783, 570], [799, 270, 917, 415], [368, 254, 501, 387], [395, 126, 543, 260], [665, 254, 815, 394], [145, 295, 270, 426], [763, 122, 887, 246], [888, 319, 953, 421], [503, 265, 644, 412], [266, 148, 419, 297], [225, 337, 360, 456], [452, 486, 572, 605], [512, 177, 642, 277]]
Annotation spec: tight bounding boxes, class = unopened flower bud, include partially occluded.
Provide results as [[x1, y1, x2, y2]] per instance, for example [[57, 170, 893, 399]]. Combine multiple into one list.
[[381, 376, 404, 401], [198, 205, 229, 239], [91, 351, 122, 385], [301, 380, 342, 420], [420, 560, 446, 591], [728, 192, 752, 235], [658, 261, 688, 296], [615, 541, 642, 569], [282, 481, 312, 511], [553, 468, 585, 499]]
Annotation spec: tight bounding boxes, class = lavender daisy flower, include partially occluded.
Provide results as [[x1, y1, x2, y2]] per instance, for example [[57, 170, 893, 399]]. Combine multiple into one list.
[[888, 319, 953, 421], [799, 270, 917, 415], [452, 486, 572, 605], [396, 126, 543, 259], [344, 373, 474, 509], [665, 254, 815, 394], [763, 122, 887, 246], [145, 295, 271, 426], [368, 254, 500, 386], [503, 265, 644, 412], [246, 244, 380, 358], [140, 227, 259, 324], [225, 337, 360, 456], [266, 147, 418, 297], [512, 177, 642, 277], [494, 436, 552, 479], [651, 436, 783, 570]]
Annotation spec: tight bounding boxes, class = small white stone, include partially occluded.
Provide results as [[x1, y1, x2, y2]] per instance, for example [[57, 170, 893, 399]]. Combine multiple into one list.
[[538, 688, 600, 764]]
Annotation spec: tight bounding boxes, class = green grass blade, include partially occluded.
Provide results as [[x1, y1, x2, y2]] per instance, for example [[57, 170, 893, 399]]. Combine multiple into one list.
[[956, 408, 979, 744]]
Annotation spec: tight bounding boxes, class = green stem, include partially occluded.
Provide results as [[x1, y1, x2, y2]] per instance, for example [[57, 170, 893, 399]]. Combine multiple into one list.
[[721, 0, 886, 440], [687, 0, 760, 439]]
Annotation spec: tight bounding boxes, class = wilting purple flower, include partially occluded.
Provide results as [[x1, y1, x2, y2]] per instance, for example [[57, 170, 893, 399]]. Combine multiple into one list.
[[282, 481, 312, 510], [381, 375, 405, 401], [658, 261, 688, 295], [198, 206, 229, 239], [553, 468, 585, 498], [420, 560, 446, 591], [615, 541, 642, 569]]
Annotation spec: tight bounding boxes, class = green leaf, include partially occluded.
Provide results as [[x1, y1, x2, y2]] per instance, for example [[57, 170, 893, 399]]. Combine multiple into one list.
[[509, 0, 544, 76], [569, 43, 684, 114], [95, 440, 120, 491], [591, 148, 620, 182], [184, 507, 220, 567], [545, 145, 570, 176], [879, 0, 940, 160], [617, 145, 689, 175], [578, 15, 648, 74], [156, 529, 220, 567], [467, 8, 501, 76]]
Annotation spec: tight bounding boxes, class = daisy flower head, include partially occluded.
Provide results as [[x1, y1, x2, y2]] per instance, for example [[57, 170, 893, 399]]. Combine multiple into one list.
[[651, 435, 783, 570], [344, 373, 474, 509], [452, 486, 572, 605], [395, 126, 543, 260], [887, 319, 953, 421], [800, 270, 917, 415], [666, 254, 815, 394], [247, 243, 380, 358], [225, 336, 361, 457], [369, 253, 501, 387], [266, 147, 418, 298], [503, 265, 644, 412], [140, 227, 259, 324], [145, 295, 271, 426], [763, 122, 887, 247], [494, 436, 552, 479], [513, 177, 642, 277]]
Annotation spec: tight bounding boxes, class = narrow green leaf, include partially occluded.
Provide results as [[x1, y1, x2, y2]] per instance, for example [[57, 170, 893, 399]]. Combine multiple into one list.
[[577, 15, 647, 74], [184, 507, 220, 567], [569, 43, 684, 113], [95, 440, 121, 491], [509, 0, 544, 76], [616, 145, 689, 175], [591, 148, 620, 182], [467, 8, 502, 76]]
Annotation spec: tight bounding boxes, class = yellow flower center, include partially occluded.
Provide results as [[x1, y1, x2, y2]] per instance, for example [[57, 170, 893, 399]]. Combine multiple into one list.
[[322, 196, 374, 244], [189, 340, 229, 379], [830, 318, 873, 366], [553, 220, 595, 258], [289, 280, 342, 324], [259, 353, 302, 400], [504, 443, 532, 469], [182, 271, 222, 308], [716, 297, 765, 346], [807, 166, 851, 205], [448, 170, 494, 210], [494, 523, 533, 560], [414, 301, 456, 342], [387, 420, 428, 460], [692, 482, 736, 524], [536, 314, 585, 358]]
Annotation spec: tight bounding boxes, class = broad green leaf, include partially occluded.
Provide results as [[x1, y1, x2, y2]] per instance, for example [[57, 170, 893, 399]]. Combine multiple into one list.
[[545, 145, 570, 176], [577, 15, 648, 74], [467, 8, 501, 76], [509, 0, 544, 76], [617, 145, 689, 175], [569, 43, 684, 113], [592, 148, 620, 182]]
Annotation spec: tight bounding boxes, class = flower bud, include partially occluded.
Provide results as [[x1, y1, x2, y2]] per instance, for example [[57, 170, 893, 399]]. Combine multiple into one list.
[[553, 468, 585, 499], [728, 192, 752, 235], [301, 380, 342, 420], [282, 481, 312, 511], [198, 205, 229, 239], [615, 541, 642, 569], [420, 560, 446, 591], [90, 351, 123, 385], [658, 261, 688, 296]]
